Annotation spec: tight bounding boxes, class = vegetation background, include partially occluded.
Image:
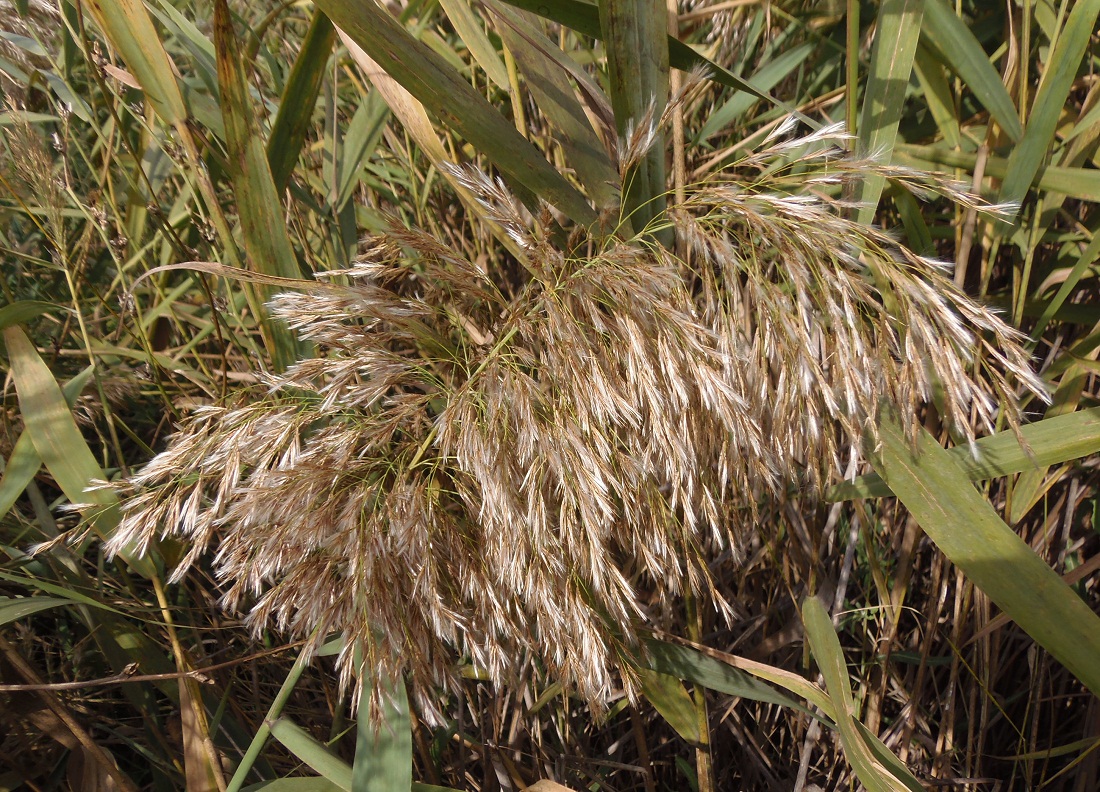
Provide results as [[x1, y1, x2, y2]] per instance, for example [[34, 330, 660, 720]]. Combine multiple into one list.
[[2, 0, 1100, 790]]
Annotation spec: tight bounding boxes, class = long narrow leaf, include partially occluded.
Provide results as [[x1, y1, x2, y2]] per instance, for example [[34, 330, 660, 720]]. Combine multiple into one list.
[[598, 0, 668, 235], [855, 0, 924, 225], [2, 327, 155, 577], [897, 142, 1100, 203], [0, 596, 83, 626], [920, 0, 1022, 142], [489, 4, 619, 208], [84, 0, 187, 124], [269, 719, 353, 791], [439, 0, 511, 91], [803, 597, 917, 792], [315, 0, 597, 227], [267, 8, 336, 192], [828, 407, 1100, 501], [352, 676, 413, 792], [636, 666, 702, 745], [998, 0, 1100, 214], [496, 0, 814, 125], [870, 418, 1100, 700], [0, 366, 94, 524], [214, 0, 309, 371]]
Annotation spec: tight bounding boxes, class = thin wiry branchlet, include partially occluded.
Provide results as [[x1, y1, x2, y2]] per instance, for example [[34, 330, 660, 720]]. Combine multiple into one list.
[[107, 126, 1045, 721]]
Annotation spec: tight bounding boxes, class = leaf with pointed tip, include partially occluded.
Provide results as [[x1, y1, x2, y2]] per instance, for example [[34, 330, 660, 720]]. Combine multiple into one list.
[[268, 9, 336, 192], [315, 0, 596, 227], [870, 418, 1100, 700], [828, 407, 1100, 501], [920, 0, 1022, 142], [855, 0, 924, 225], [2, 328, 155, 577], [214, 0, 309, 371], [84, 0, 187, 124], [998, 0, 1100, 215]]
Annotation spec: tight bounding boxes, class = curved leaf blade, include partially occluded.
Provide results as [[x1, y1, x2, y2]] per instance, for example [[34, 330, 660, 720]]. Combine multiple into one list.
[[315, 0, 596, 226], [870, 418, 1100, 700]]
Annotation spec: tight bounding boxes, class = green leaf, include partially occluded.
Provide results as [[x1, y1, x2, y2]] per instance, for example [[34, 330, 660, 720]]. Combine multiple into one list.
[[352, 676, 413, 792], [269, 719, 353, 791], [896, 143, 1100, 203], [214, 0, 310, 371], [636, 666, 702, 745], [0, 300, 62, 331], [698, 41, 816, 141], [497, 0, 816, 126], [0, 595, 80, 626], [803, 597, 919, 792], [489, 4, 619, 208], [334, 91, 391, 211], [0, 571, 125, 615], [598, 0, 668, 237], [920, 0, 1022, 142], [315, 0, 597, 227], [84, 0, 187, 124], [0, 366, 94, 525], [439, 0, 511, 91], [242, 779, 343, 792], [827, 407, 1100, 501], [855, 0, 925, 225], [870, 418, 1100, 700], [998, 0, 1100, 214], [2, 327, 154, 577], [267, 8, 336, 192], [911, 43, 960, 150], [643, 639, 814, 717]]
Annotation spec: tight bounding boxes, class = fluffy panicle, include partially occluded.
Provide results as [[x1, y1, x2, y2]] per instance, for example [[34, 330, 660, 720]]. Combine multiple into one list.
[[107, 127, 1045, 719]]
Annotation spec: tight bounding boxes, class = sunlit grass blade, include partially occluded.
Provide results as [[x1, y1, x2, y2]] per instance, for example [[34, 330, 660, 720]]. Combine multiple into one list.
[[226, 645, 314, 792], [997, 0, 1100, 215], [0, 366, 92, 527], [84, 0, 187, 124], [870, 418, 1100, 699], [2, 327, 154, 577], [352, 675, 413, 792], [315, 0, 597, 227], [0, 300, 61, 330], [911, 44, 961, 150], [267, 8, 336, 192], [920, 0, 1022, 142], [333, 92, 390, 212], [1008, 372, 1089, 524], [240, 779, 343, 791], [214, 0, 309, 371], [490, 3, 619, 208], [643, 638, 813, 716], [336, 29, 526, 260], [829, 407, 1100, 501], [897, 142, 1100, 202], [269, 719, 353, 790], [636, 666, 702, 745], [802, 597, 921, 792], [598, 0, 668, 236], [855, 0, 924, 225], [496, 0, 815, 124], [439, 0, 510, 91], [697, 41, 816, 141]]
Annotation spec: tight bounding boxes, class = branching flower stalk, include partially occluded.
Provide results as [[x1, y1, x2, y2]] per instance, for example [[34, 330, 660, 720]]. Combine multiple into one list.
[[106, 124, 1046, 721]]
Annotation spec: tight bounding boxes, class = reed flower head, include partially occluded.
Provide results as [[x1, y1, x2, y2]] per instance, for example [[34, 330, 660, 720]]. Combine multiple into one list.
[[107, 124, 1045, 719]]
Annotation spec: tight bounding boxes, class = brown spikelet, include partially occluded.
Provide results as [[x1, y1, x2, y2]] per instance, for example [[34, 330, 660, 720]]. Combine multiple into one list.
[[106, 126, 1046, 720]]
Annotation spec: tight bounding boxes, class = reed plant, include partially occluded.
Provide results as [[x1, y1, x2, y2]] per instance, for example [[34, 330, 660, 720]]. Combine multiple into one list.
[[3, 1, 1100, 790]]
